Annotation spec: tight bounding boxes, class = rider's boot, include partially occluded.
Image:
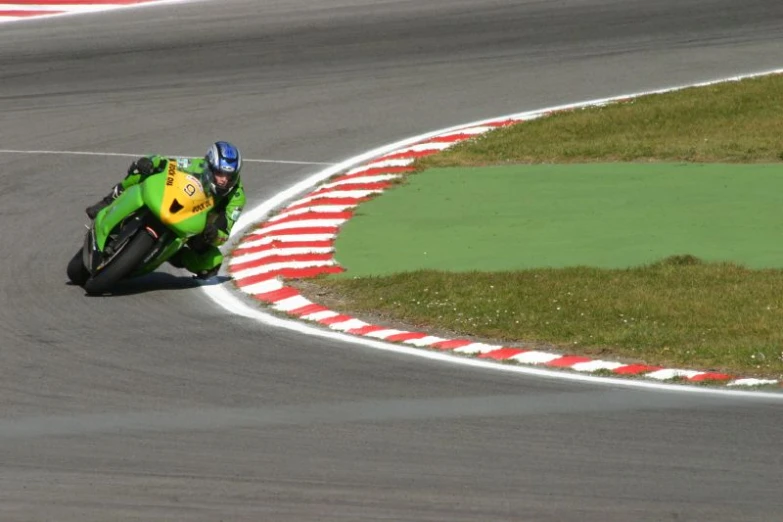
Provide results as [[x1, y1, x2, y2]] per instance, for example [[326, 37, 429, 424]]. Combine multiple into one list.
[[167, 247, 220, 280], [85, 184, 123, 219], [194, 266, 220, 280]]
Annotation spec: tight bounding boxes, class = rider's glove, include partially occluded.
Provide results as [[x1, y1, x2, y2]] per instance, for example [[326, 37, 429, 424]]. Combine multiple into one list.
[[110, 183, 123, 199], [187, 223, 219, 253], [201, 222, 218, 245], [127, 157, 155, 177]]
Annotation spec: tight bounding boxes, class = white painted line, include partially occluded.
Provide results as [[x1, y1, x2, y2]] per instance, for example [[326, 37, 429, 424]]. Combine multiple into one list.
[[0, 4, 149, 13], [645, 369, 704, 381], [571, 360, 626, 372], [364, 329, 410, 339], [203, 275, 783, 399], [235, 278, 284, 296], [237, 234, 337, 250], [346, 159, 415, 175], [728, 378, 780, 387], [206, 67, 783, 398], [453, 343, 504, 355], [510, 351, 563, 365], [0, 149, 330, 166], [301, 310, 341, 322], [321, 174, 402, 189], [271, 295, 315, 313], [229, 246, 334, 266], [384, 142, 454, 155], [0, 0, 204, 24], [403, 336, 448, 347], [0, 149, 141, 158], [35, 68, 775, 398], [328, 319, 370, 332], [267, 205, 359, 223], [441, 125, 497, 136], [244, 159, 335, 166], [258, 218, 348, 235], [231, 259, 336, 281], [292, 189, 386, 206]]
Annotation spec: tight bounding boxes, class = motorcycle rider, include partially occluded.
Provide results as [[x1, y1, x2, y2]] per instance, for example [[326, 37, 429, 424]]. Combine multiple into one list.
[[85, 141, 246, 280]]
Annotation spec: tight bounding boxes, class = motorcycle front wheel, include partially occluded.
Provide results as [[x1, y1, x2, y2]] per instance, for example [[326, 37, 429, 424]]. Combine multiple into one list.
[[84, 231, 155, 296], [66, 247, 90, 286]]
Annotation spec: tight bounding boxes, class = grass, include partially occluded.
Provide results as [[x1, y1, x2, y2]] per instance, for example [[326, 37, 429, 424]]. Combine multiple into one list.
[[302, 73, 783, 378], [313, 257, 783, 375], [420, 74, 783, 167]]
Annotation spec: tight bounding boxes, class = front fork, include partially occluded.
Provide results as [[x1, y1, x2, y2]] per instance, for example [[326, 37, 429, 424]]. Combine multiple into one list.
[[83, 210, 166, 274], [83, 214, 145, 273]]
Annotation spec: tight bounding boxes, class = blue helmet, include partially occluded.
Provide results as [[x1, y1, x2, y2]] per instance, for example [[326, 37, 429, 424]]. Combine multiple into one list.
[[205, 141, 242, 196]]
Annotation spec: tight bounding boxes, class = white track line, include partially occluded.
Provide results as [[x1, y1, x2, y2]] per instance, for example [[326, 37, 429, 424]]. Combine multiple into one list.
[[200, 68, 783, 400], [0, 4, 150, 13], [0, 149, 333, 166], [17, 72, 779, 398], [0, 0, 200, 25]]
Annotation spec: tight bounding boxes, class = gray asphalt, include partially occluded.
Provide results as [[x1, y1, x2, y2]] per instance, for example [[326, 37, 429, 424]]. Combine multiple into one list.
[[1, 0, 782, 520]]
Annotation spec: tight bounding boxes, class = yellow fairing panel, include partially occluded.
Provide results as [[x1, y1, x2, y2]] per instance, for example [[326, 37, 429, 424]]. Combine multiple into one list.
[[160, 163, 214, 227]]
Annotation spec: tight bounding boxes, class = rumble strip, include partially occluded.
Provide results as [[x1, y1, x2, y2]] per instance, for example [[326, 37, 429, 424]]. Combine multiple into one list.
[[0, 0, 189, 23], [224, 71, 783, 389]]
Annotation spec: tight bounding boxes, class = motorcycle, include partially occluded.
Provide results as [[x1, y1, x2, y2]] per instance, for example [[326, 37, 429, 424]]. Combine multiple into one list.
[[67, 160, 216, 295]]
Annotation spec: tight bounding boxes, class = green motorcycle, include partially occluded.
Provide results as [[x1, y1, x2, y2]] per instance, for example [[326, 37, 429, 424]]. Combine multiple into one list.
[[67, 160, 216, 295]]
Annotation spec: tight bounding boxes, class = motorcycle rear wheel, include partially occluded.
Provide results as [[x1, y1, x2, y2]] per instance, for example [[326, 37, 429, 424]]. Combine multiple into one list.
[[84, 231, 155, 296]]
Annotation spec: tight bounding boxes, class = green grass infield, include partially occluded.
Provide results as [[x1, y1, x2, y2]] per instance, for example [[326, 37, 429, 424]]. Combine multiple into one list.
[[333, 164, 783, 275], [300, 74, 783, 378]]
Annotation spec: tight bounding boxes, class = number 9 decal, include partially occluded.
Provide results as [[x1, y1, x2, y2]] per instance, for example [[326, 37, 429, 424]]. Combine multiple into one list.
[[184, 184, 196, 196]]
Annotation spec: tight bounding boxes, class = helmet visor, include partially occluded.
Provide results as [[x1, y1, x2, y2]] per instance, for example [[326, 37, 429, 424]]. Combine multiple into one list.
[[213, 171, 232, 189], [210, 165, 235, 191]]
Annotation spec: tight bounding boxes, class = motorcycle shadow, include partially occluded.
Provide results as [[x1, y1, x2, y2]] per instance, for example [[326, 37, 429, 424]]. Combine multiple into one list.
[[71, 272, 232, 297]]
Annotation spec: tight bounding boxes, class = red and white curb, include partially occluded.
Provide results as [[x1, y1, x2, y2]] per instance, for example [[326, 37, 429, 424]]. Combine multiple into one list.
[[0, 0, 190, 23], [220, 70, 783, 390]]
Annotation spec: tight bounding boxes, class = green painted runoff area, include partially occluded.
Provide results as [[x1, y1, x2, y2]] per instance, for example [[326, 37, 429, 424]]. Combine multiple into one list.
[[332, 164, 783, 276]]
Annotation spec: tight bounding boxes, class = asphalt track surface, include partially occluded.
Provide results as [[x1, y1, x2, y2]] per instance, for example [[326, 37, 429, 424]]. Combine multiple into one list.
[[1, 1, 783, 520]]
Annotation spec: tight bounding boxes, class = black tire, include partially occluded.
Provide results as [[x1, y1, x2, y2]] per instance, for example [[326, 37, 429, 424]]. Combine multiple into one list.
[[84, 231, 155, 295], [66, 247, 90, 286]]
